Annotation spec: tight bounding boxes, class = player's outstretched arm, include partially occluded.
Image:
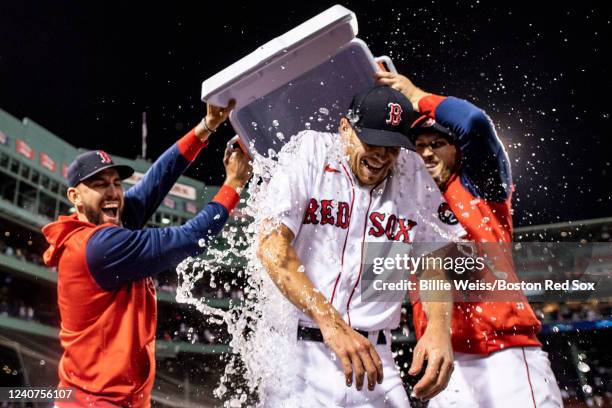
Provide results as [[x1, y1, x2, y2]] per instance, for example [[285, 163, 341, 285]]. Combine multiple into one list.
[[409, 244, 454, 402], [257, 224, 384, 392], [123, 101, 236, 229], [85, 146, 251, 290], [375, 71, 511, 202]]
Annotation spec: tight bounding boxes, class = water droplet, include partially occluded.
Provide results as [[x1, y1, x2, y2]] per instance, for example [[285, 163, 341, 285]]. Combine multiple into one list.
[[494, 271, 508, 279], [577, 362, 590, 373]]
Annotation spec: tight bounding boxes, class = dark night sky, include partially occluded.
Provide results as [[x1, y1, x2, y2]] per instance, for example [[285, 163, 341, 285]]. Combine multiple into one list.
[[1, 1, 610, 227]]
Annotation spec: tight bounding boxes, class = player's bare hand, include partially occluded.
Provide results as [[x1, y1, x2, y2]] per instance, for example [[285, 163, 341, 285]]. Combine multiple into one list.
[[319, 317, 384, 391], [207, 99, 236, 130], [223, 140, 252, 190], [374, 71, 429, 111], [195, 100, 236, 140], [408, 324, 454, 401]]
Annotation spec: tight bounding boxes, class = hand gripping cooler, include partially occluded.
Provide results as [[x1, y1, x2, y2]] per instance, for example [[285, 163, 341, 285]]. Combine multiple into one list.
[[201, 4, 397, 157]]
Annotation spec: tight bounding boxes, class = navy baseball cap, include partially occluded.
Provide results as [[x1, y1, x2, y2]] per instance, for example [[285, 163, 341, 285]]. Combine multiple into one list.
[[346, 85, 419, 150], [67, 150, 134, 187], [409, 115, 455, 141]]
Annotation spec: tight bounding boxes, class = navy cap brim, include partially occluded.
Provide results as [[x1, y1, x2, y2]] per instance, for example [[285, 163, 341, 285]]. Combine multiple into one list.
[[75, 164, 134, 186], [409, 116, 455, 140], [412, 122, 455, 139], [353, 126, 415, 150]]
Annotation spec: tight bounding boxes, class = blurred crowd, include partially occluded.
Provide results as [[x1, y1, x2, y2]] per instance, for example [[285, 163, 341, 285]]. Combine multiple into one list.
[[0, 273, 57, 325], [0, 237, 44, 265], [0, 267, 240, 346], [535, 301, 611, 324], [157, 316, 231, 345]]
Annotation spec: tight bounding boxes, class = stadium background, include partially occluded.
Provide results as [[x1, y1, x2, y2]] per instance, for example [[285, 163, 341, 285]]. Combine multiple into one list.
[[0, 108, 610, 407], [0, 1, 610, 407]]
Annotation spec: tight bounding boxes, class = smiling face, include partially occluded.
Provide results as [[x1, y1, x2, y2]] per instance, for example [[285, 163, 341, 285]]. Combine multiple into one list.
[[67, 168, 125, 225], [414, 131, 459, 188], [340, 118, 401, 186]]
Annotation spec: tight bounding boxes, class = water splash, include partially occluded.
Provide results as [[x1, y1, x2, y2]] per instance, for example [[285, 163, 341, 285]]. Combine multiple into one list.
[[175, 134, 315, 407], [174, 128, 385, 406]]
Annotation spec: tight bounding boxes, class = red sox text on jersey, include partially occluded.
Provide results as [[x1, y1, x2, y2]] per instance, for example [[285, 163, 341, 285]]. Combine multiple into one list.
[[302, 198, 417, 243]]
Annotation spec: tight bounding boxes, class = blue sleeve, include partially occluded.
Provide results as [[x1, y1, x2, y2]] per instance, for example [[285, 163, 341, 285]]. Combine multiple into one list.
[[86, 201, 228, 291], [122, 144, 191, 230], [435, 97, 512, 202]]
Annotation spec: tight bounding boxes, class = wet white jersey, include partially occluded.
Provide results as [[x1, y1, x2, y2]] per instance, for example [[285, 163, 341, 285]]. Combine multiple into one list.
[[264, 130, 465, 331]]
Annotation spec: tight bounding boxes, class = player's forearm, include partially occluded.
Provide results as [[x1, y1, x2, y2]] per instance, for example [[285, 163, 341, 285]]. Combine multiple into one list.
[[421, 299, 452, 332], [87, 201, 231, 290], [407, 87, 431, 111], [420, 245, 453, 332], [258, 227, 341, 326], [421, 269, 452, 331], [394, 79, 430, 111], [123, 128, 207, 229], [194, 117, 215, 143]]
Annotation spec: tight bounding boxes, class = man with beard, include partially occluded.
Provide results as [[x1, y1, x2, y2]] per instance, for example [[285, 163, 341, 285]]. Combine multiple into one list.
[[376, 71, 563, 407], [257, 85, 465, 406], [42, 101, 252, 407]]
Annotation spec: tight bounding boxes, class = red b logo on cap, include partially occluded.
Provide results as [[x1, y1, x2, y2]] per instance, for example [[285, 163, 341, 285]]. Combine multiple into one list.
[[386, 103, 402, 126], [96, 150, 112, 164]]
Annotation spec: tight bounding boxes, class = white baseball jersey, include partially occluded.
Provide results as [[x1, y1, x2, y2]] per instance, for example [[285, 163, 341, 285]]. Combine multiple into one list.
[[264, 130, 465, 331]]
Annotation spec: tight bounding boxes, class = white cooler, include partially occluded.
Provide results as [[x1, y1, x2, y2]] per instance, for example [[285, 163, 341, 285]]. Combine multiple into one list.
[[201, 4, 396, 157]]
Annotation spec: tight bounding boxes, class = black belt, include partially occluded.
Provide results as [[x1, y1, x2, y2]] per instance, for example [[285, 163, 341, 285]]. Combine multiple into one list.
[[297, 325, 387, 345]]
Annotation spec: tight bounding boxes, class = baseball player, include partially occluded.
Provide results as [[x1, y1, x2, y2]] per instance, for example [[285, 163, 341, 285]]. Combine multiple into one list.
[[376, 71, 563, 407], [42, 102, 251, 407], [257, 85, 466, 407]]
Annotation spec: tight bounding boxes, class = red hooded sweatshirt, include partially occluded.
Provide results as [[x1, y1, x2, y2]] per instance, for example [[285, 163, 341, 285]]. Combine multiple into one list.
[[43, 130, 239, 406]]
